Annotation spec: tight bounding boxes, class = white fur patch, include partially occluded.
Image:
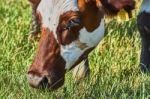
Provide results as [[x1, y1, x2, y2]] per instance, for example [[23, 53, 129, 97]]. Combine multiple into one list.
[[140, 0, 150, 13], [61, 19, 105, 69], [37, 0, 79, 39]]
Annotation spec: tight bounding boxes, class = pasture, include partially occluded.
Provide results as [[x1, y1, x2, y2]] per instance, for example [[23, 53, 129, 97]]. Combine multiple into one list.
[[1, 0, 150, 98]]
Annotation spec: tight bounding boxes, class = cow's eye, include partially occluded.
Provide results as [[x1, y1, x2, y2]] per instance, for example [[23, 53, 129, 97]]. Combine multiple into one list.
[[64, 17, 81, 30]]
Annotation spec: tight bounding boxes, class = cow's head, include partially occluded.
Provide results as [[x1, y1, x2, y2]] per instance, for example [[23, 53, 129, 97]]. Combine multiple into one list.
[[27, 0, 135, 90]]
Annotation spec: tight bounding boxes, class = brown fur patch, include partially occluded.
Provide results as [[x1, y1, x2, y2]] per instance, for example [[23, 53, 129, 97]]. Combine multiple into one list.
[[36, 11, 42, 24], [28, 0, 41, 7], [57, 11, 83, 45], [28, 27, 66, 89], [78, 0, 103, 32]]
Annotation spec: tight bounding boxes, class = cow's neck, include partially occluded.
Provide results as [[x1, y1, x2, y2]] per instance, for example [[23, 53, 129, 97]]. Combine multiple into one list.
[[77, 0, 104, 32]]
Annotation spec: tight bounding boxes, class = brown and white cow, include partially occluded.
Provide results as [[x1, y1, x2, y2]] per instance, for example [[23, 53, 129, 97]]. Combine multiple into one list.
[[137, 0, 150, 72], [27, 0, 135, 90]]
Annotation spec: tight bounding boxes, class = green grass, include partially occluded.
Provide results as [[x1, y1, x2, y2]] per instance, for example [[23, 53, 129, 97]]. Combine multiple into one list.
[[1, 0, 150, 99]]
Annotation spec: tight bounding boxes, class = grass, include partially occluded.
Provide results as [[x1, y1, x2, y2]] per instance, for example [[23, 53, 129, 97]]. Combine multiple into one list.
[[0, 0, 150, 99]]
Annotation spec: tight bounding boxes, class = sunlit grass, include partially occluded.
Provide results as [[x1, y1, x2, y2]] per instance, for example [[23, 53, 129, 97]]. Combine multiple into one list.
[[1, 0, 150, 98]]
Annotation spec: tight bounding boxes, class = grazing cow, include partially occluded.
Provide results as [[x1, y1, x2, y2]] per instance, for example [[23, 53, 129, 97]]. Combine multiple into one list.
[[137, 0, 150, 72], [27, 0, 135, 90]]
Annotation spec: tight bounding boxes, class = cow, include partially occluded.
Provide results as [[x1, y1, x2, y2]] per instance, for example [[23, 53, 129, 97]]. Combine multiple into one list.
[[137, 0, 150, 72], [27, 0, 135, 90]]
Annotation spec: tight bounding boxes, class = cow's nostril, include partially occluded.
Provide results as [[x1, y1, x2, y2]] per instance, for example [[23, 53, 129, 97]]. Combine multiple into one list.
[[28, 74, 64, 89], [39, 76, 49, 88]]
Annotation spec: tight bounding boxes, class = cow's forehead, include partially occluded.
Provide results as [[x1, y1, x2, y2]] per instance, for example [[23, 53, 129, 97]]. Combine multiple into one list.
[[37, 0, 79, 39]]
